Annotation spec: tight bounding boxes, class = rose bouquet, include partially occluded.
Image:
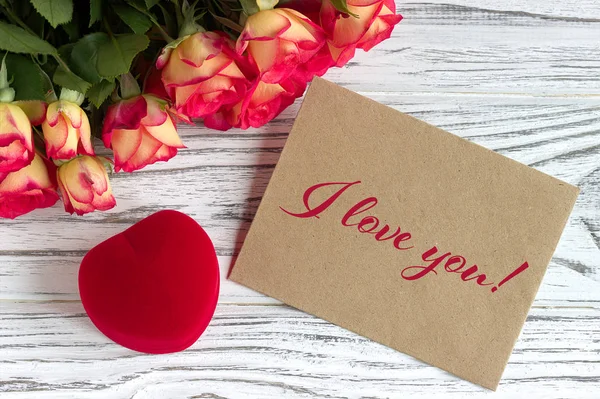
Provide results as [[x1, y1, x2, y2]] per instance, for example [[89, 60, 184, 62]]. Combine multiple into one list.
[[0, 0, 402, 218]]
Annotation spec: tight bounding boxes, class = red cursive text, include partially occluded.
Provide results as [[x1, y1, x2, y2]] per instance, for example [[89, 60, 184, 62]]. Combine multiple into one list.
[[280, 181, 529, 293]]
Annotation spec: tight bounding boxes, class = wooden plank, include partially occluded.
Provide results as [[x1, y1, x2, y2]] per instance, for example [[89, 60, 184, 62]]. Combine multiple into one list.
[[1, 302, 598, 398], [1, 252, 599, 307], [429, 0, 600, 18]]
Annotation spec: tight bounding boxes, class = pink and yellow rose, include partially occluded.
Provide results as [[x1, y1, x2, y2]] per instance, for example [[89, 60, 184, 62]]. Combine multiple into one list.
[[0, 152, 59, 219], [204, 74, 306, 130], [42, 100, 94, 160], [102, 94, 185, 173], [236, 7, 327, 83], [158, 31, 249, 119], [57, 155, 116, 215], [0, 102, 35, 173], [314, 0, 403, 70]]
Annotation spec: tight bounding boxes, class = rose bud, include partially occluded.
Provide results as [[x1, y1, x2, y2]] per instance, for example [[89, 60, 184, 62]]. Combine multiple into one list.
[[0, 102, 35, 173], [316, 0, 403, 69], [42, 92, 94, 160], [102, 94, 185, 173], [204, 75, 306, 130], [237, 7, 326, 83], [57, 155, 116, 215], [0, 55, 46, 174], [158, 31, 249, 119], [0, 152, 59, 219]]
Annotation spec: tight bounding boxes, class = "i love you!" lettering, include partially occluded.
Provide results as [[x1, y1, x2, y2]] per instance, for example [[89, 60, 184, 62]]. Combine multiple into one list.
[[279, 181, 529, 294]]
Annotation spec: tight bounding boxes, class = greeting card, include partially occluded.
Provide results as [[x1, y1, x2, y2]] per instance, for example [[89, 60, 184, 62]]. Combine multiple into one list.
[[229, 77, 579, 390]]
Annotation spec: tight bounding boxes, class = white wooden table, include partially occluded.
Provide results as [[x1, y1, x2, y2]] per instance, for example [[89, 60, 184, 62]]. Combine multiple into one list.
[[1, 1, 599, 397]]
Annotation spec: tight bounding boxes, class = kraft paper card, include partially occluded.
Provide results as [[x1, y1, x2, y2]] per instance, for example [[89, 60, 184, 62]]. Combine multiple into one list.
[[229, 77, 579, 390]]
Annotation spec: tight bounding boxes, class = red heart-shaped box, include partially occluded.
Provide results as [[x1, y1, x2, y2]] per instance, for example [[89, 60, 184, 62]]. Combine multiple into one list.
[[79, 210, 220, 354]]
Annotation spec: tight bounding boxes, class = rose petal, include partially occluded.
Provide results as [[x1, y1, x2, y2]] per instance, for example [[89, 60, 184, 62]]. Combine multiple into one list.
[[331, 2, 382, 47], [102, 96, 148, 138], [78, 111, 95, 156], [0, 104, 32, 148], [13, 101, 48, 125], [57, 176, 74, 214], [58, 101, 84, 129], [43, 116, 71, 158], [238, 10, 291, 43], [156, 47, 173, 70], [0, 153, 53, 194], [162, 51, 233, 87], [141, 96, 169, 127], [150, 144, 178, 164], [0, 188, 59, 219], [120, 129, 164, 172], [144, 116, 184, 149], [60, 159, 94, 204], [203, 111, 234, 131], [57, 156, 115, 215], [217, 61, 246, 79], [45, 101, 61, 127], [84, 157, 109, 196], [0, 140, 32, 173], [276, 9, 325, 43], [247, 39, 280, 78], [357, 10, 402, 51], [92, 189, 117, 212], [177, 32, 222, 68], [111, 129, 143, 171]]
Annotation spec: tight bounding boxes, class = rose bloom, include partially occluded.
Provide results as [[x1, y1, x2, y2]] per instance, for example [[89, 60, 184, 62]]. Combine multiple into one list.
[[57, 155, 116, 215], [42, 100, 94, 160], [102, 94, 185, 173], [237, 7, 326, 83], [0, 102, 35, 173], [315, 0, 403, 69], [204, 75, 306, 130], [158, 31, 248, 119], [0, 152, 59, 219]]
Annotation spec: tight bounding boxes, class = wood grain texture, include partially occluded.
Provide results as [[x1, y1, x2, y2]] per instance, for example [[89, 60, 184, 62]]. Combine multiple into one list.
[[1, 303, 599, 399], [1, 0, 599, 397]]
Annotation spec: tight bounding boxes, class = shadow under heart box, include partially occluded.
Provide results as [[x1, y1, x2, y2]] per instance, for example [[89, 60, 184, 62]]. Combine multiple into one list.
[[229, 77, 580, 390]]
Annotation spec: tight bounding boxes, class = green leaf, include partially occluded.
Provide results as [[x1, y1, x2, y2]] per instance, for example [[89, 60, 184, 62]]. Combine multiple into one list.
[[58, 43, 75, 60], [30, 0, 74, 28], [330, 0, 359, 18], [86, 79, 116, 107], [144, 0, 160, 8], [23, 6, 47, 37], [53, 65, 91, 94], [0, 21, 57, 55], [211, 13, 243, 33], [239, 0, 259, 15], [89, 0, 102, 27], [62, 20, 80, 42], [114, 4, 152, 34], [38, 66, 56, 99], [96, 34, 149, 79], [70, 33, 110, 84], [159, 3, 177, 38], [5, 54, 45, 101]]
